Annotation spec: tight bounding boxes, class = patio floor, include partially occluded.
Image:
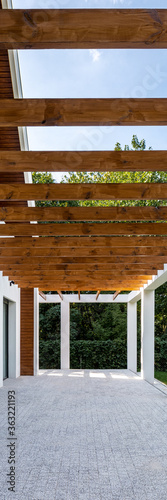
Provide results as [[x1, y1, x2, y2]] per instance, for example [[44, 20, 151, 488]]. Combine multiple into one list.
[[0, 369, 167, 500]]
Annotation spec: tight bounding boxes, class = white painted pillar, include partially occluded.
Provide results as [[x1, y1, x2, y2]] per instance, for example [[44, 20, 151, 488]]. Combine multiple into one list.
[[0, 275, 3, 387], [127, 301, 137, 373], [34, 288, 39, 376], [8, 296, 20, 379], [141, 289, 154, 384], [61, 300, 70, 369]]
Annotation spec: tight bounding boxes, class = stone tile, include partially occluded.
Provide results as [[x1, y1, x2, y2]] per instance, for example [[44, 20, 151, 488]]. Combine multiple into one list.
[[0, 370, 167, 500]]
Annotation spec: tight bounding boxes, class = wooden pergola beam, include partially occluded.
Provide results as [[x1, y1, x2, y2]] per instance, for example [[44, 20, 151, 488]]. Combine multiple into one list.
[[1, 9, 167, 50], [0, 247, 166, 257], [0, 236, 167, 248], [0, 262, 160, 270], [96, 291, 101, 300], [57, 290, 63, 300], [78, 291, 80, 300], [0, 182, 167, 201], [0, 150, 167, 173], [0, 256, 166, 265], [0, 223, 167, 237], [113, 291, 121, 301], [1, 206, 167, 222], [13, 279, 148, 287], [4, 272, 153, 280], [1, 98, 167, 127]]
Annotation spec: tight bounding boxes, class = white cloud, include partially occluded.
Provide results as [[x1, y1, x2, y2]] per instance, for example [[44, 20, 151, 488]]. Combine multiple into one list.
[[89, 49, 101, 63]]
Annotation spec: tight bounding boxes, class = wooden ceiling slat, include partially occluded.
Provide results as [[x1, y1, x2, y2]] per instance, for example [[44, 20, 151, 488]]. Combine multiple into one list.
[[0, 256, 166, 265], [0, 263, 160, 270], [0, 182, 167, 201], [0, 150, 167, 172], [0, 236, 166, 248], [1, 206, 167, 222], [0, 223, 167, 237], [0, 247, 166, 257], [3, 271, 153, 279], [1, 98, 167, 127], [0, 9, 167, 49], [13, 278, 148, 286]]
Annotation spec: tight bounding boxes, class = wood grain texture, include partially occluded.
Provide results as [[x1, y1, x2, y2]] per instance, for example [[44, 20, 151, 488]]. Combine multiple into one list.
[[1, 264, 160, 273], [0, 183, 167, 200], [1, 98, 167, 127], [0, 256, 166, 265], [0, 150, 167, 172], [0, 236, 166, 248], [0, 223, 167, 236], [0, 247, 166, 257], [0, 9, 167, 49], [16, 278, 148, 286], [5, 272, 153, 280], [20, 288, 34, 376], [1, 206, 167, 222]]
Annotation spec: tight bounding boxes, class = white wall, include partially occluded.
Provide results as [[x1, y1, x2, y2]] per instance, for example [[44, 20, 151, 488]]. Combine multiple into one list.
[[0, 272, 20, 387]]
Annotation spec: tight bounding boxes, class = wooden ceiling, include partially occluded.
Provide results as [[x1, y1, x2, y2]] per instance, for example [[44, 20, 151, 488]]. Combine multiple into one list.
[[0, 7, 167, 292]]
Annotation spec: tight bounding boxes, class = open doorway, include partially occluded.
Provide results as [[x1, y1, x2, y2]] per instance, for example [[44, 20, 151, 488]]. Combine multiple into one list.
[[70, 302, 127, 369], [3, 299, 8, 380], [39, 303, 61, 369]]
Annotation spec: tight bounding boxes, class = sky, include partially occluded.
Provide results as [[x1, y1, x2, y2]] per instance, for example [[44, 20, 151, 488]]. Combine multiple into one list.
[[12, 0, 167, 181]]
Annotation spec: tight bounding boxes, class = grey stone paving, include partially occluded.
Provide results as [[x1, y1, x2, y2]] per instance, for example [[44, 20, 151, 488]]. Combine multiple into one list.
[[0, 369, 167, 500]]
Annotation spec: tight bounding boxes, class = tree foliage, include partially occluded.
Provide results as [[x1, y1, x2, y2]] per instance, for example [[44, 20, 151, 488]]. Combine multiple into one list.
[[60, 135, 167, 207]]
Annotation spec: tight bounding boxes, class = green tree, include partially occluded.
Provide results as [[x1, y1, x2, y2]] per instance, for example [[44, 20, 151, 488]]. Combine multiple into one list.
[[32, 171, 79, 207], [62, 135, 167, 207]]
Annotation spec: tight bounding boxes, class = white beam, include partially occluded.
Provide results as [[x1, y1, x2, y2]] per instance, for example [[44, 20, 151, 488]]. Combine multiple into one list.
[[8, 299, 20, 379], [143, 267, 167, 291], [128, 290, 141, 303], [127, 302, 137, 373], [141, 289, 154, 384], [0, 277, 3, 387], [39, 293, 130, 304], [61, 300, 70, 369]]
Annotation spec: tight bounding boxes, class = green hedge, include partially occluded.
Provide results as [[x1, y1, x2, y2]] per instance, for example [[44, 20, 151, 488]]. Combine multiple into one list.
[[39, 338, 127, 370], [70, 339, 127, 369], [39, 336, 167, 371], [39, 339, 60, 369]]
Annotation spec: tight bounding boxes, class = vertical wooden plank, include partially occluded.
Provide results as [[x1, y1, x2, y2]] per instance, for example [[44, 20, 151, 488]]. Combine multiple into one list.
[[20, 288, 34, 376]]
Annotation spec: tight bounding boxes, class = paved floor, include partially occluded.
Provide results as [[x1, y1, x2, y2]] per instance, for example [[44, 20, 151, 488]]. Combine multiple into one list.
[[0, 370, 167, 500]]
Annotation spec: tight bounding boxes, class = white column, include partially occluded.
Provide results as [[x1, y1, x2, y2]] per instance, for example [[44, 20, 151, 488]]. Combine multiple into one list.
[[61, 300, 70, 369], [141, 289, 154, 384], [8, 297, 20, 379], [127, 301, 137, 373], [34, 288, 39, 376], [0, 277, 3, 387]]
